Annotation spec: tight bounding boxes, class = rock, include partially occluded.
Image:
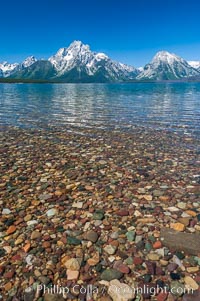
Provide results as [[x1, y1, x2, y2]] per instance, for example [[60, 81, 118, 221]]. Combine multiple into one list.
[[173, 255, 185, 271], [143, 195, 153, 201], [84, 230, 99, 242], [25, 254, 34, 266], [160, 259, 169, 266], [113, 262, 130, 274], [0, 249, 6, 257], [182, 290, 200, 301], [147, 253, 160, 261], [145, 242, 153, 251], [6, 225, 16, 235], [170, 223, 185, 232], [27, 220, 38, 226], [38, 276, 51, 285], [72, 202, 83, 208], [184, 276, 199, 290], [24, 286, 36, 301], [175, 251, 185, 260], [145, 261, 156, 275], [153, 190, 163, 197], [2, 208, 11, 215], [44, 294, 65, 301], [4, 271, 15, 279], [4, 282, 12, 291], [104, 245, 117, 255], [108, 279, 135, 301], [143, 274, 152, 283], [177, 202, 186, 209], [186, 267, 199, 273], [67, 269, 79, 280], [135, 235, 143, 244], [194, 256, 200, 265], [134, 210, 142, 217], [98, 297, 112, 301], [167, 206, 180, 212], [170, 272, 181, 280], [63, 258, 80, 271], [39, 193, 52, 201], [153, 241, 162, 249], [100, 269, 123, 281], [31, 231, 42, 240], [161, 228, 200, 255], [137, 217, 156, 223], [167, 263, 178, 272], [24, 214, 32, 222], [156, 292, 168, 301], [67, 236, 81, 245], [87, 252, 100, 266], [136, 240, 145, 250], [15, 237, 24, 245], [185, 210, 197, 217], [166, 293, 176, 301], [138, 283, 158, 299], [110, 232, 119, 239], [4, 246, 12, 255], [46, 208, 58, 217], [170, 281, 185, 297], [93, 211, 104, 220], [178, 217, 190, 227], [117, 210, 129, 216]]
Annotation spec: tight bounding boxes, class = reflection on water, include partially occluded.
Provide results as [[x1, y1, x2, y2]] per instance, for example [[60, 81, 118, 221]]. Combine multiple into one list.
[[0, 83, 200, 135]]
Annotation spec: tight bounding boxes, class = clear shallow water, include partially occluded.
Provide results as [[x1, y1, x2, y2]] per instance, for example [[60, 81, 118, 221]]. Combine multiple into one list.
[[0, 82, 200, 135]]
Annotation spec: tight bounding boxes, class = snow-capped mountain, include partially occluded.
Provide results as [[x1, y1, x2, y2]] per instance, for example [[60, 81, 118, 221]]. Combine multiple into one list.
[[137, 51, 200, 80], [0, 56, 37, 77], [21, 56, 37, 69], [48, 40, 139, 81], [2, 42, 200, 82], [188, 61, 200, 72], [0, 61, 19, 77]]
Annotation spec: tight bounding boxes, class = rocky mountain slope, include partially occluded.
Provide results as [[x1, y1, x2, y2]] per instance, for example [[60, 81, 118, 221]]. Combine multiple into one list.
[[1, 43, 200, 82], [137, 51, 200, 80]]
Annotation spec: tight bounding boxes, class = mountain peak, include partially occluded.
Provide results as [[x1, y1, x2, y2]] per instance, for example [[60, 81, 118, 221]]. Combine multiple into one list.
[[67, 40, 90, 52], [0, 61, 19, 77], [69, 40, 87, 47], [137, 50, 200, 80], [49, 40, 93, 74], [188, 60, 200, 70], [22, 56, 37, 68], [47, 40, 138, 81], [52, 40, 91, 60], [152, 51, 180, 64]]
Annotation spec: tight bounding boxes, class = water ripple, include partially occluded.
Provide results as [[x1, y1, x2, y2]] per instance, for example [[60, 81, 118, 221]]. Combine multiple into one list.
[[0, 82, 199, 135]]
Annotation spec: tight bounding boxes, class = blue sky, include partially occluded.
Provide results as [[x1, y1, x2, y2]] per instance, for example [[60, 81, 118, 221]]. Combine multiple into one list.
[[1, 0, 200, 67]]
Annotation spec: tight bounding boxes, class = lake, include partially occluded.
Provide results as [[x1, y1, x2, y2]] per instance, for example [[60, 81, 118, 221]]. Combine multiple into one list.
[[0, 82, 200, 136]]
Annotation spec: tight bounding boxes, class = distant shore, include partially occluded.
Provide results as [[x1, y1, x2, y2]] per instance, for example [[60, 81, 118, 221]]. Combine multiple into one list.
[[1, 78, 200, 84]]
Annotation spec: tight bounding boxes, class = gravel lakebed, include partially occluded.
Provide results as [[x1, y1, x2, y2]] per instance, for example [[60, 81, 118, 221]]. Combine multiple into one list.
[[0, 126, 200, 301]]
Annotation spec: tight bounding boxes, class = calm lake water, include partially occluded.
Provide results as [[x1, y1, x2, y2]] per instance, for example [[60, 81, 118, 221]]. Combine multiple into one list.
[[0, 82, 200, 135]]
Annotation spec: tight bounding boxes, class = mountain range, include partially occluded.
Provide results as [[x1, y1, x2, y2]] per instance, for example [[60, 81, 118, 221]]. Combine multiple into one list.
[[1, 41, 200, 82]]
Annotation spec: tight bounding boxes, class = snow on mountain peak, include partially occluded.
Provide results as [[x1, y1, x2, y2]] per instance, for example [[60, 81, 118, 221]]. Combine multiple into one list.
[[22, 56, 37, 68], [152, 51, 182, 64], [137, 50, 200, 80], [0, 61, 19, 77], [188, 60, 200, 70], [68, 40, 90, 51], [49, 40, 93, 73], [2, 41, 200, 82], [95, 52, 108, 61], [47, 40, 138, 80]]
